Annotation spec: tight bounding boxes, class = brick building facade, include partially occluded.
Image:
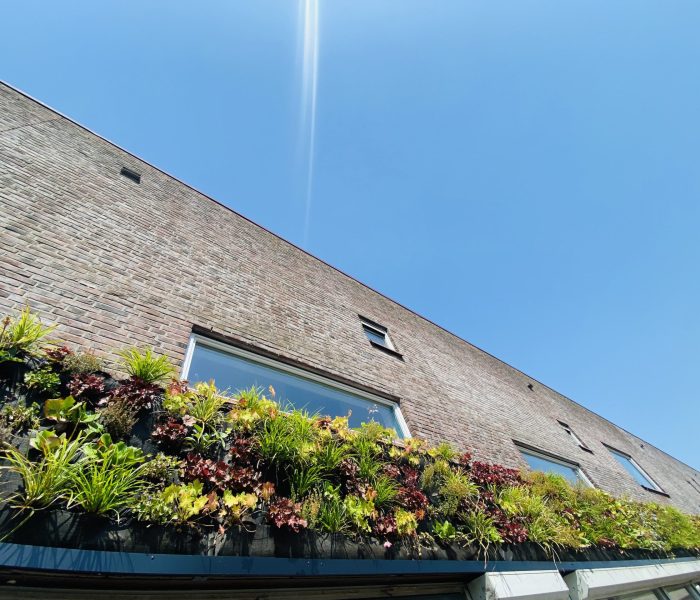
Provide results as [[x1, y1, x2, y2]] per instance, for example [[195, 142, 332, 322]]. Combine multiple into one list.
[[1, 81, 698, 516]]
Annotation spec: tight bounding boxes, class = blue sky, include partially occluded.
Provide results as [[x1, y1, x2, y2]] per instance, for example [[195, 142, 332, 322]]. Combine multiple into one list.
[[2, 1, 698, 469]]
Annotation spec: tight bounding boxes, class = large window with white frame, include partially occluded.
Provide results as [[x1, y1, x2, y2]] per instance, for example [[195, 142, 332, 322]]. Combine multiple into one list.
[[182, 335, 410, 436], [516, 443, 593, 487]]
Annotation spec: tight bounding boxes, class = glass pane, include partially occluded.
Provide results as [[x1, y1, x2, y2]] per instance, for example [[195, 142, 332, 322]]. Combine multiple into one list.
[[609, 449, 657, 488], [521, 450, 583, 485], [363, 325, 388, 347], [188, 343, 403, 434], [664, 587, 693, 600]]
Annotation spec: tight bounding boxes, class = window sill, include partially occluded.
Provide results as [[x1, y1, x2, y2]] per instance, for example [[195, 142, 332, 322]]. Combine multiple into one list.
[[579, 445, 594, 454], [641, 485, 669, 498], [369, 340, 404, 360]]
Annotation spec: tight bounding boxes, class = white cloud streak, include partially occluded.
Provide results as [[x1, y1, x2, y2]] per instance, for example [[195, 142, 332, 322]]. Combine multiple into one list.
[[300, 0, 319, 246]]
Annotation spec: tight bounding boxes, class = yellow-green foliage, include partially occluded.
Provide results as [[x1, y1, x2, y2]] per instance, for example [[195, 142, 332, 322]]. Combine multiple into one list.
[[498, 484, 582, 549]]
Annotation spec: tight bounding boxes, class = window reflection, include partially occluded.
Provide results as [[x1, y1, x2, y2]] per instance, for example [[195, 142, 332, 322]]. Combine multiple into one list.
[[519, 449, 587, 485], [186, 341, 404, 434]]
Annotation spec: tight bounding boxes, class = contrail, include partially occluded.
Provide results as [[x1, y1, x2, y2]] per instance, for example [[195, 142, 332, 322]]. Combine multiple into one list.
[[301, 0, 319, 246]]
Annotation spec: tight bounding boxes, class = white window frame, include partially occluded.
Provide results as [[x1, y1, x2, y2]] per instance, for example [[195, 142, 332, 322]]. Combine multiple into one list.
[[360, 317, 396, 351], [181, 333, 411, 437], [516, 443, 594, 487], [558, 420, 592, 452], [606, 446, 664, 493]]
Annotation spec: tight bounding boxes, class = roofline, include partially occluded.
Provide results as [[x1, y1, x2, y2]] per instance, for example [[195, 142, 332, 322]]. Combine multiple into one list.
[[1, 79, 697, 473]]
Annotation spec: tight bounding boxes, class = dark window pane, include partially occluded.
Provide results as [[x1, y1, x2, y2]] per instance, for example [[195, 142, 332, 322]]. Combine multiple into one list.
[[363, 325, 388, 347], [188, 343, 404, 434]]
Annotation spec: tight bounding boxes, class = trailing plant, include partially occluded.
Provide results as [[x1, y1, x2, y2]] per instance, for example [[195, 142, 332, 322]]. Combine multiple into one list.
[[118, 347, 173, 385], [0, 306, 56, 364]]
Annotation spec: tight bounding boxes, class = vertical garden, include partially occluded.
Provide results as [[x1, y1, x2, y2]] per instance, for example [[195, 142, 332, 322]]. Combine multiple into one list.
[[0, 306, 698, 560]]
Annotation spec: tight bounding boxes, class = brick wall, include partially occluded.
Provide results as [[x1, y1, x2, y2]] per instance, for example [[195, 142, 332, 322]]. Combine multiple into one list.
[[1, 82, 698, 513]]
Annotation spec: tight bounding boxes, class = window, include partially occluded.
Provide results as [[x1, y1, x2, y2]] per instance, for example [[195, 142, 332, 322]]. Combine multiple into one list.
[[606, 446, 663, 492], [120, 166, 141, 183], [558, 420, 593, 453], [182, 335, 410, 436], [516, 444, 592, 486], [360, 316, 397, 353]]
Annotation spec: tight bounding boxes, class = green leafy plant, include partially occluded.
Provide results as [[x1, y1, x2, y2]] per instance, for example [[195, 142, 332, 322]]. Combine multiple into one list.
[[184, 422, 229, 454], [429, 442, 459, 462], [62, 351, 103, 375], [291, 463, 326, 498], [164, 381, 231, 427], [44, 396, 99, 428], [258, 409, 318, 467], [0, 402, 41, 433], [141, 452, 182, 486], [134, 480, 211, 525], [67, 445, 146, 519], [343, 495, 376, 533], [219, 490, 258, 528], [2, 432, 84, 509], [395, 509, 418, 536], [98, 398, 137, 441], [24, 368, 61, 395], [433, 519, 457, 543], [0, 306, 57, 363], [461, 510, 502, 555], [316, 485, 349, 534], [118, 347, 173, 384], [498, 484, 580, 551], [372, 475, 399, 509]]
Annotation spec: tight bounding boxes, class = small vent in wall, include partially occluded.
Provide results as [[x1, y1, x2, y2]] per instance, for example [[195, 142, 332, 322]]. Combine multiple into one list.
[[120, 167, 141, 184]]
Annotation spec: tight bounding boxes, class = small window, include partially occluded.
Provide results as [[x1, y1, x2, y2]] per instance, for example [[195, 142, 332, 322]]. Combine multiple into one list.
[[183, 335, 409, 436], [120, 166, 141, 183], [558, 420, 593, 453], [606, 446, 663, 492], [359, 316, 397, 353], [516, 444, 592, 486]]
